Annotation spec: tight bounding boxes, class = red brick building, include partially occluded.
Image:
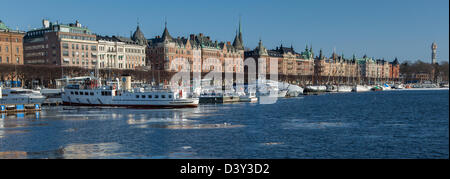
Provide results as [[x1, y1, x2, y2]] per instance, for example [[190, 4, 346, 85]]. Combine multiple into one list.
[[0, 20, 24, 65]]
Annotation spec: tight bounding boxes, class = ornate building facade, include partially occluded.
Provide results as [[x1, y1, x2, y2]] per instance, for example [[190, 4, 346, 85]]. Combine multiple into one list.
[[244, 40, 314, 80], [146, 22, 244, 74], [97, 25, 146, 70]]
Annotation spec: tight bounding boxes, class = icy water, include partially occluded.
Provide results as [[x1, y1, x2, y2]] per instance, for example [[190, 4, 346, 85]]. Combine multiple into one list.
[[0, 90, 448, 159]]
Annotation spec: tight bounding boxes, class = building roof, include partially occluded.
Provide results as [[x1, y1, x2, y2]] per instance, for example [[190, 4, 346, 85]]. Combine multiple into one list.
[[0, 20, 9, 31], [131, 25, 147, 45]]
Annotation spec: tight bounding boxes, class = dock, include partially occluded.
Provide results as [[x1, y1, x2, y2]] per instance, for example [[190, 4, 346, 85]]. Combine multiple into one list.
[[0, 104, 42, 114], [199, 96, 240, 104]]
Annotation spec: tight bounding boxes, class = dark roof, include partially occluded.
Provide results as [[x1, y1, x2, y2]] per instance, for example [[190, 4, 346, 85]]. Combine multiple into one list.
[[131, 25, 147, 45]]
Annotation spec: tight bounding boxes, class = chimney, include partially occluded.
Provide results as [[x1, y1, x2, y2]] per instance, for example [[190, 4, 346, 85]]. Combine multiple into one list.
[[43, 19, 50, 28]]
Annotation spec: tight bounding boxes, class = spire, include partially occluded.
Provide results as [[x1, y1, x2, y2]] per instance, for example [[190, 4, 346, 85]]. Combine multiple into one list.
[[319, 49, 323, 60], [239, 16, 242, 35], [161, 19, 172, 42], [232, 29, 243, 50], [238, 16, 243, 46]]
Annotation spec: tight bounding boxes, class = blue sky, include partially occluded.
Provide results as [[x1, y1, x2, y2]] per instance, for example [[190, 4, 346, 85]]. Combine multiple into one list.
[[1, 0, 448, 63]]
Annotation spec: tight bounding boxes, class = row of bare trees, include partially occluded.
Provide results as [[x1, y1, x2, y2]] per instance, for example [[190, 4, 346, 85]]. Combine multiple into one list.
[[400, 60, 449, 82]]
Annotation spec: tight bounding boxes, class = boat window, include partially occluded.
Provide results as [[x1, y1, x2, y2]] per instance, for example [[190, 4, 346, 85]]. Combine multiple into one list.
[[155, 95, 159, 98], [90, 92, 94, 96], [162, 95, 166, 98], [107, 92, 111, 96], [169, 95, 172, 98], [101, 91, 104, 96], [85, 92, 89, 95], [142, 95, 146, 98], [75, 91, 79, 95], [70, 91, 74, 95], [148, 95, 152, 98], [136, 95, 139, 98]]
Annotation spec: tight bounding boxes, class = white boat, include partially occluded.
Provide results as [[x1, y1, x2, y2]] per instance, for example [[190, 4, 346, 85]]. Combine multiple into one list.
[[0, 87, 46, 105], [61, 76, 199, 108], [304, 85, 327, 94], [239, 92, 258, 103], [40, 88, 63, 105], [337, 85, 352, 93], [286, 85, 304, 97], [278, 89, 288, 98], [382, 84, 392, 90], [353, 85, 371, 92], [393, 84, 404, 89], [326, 85, 338, 92]]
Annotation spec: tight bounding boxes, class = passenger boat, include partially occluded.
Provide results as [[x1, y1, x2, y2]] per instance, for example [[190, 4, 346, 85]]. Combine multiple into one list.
[[61, 76, 199, 108], [1, 87, 46, 105]]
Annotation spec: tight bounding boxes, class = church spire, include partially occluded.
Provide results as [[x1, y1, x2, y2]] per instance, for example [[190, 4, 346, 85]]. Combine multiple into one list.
[[238, 16, 243, 47]]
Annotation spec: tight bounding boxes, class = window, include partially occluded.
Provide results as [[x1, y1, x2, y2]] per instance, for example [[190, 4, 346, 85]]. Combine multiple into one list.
[[63, 43, 69, 49], [169, 95, 172, 98], [142, 95, 146, 98], [70, 91, 74, 95], [154, 95, 159, 98], [162, 95, 166, 98], [148, 95, 152, 98], [136, 95, 139, 98], [75, 91, 79, 95], [63, 51, 69, 56], [85, 92, 89, 95]]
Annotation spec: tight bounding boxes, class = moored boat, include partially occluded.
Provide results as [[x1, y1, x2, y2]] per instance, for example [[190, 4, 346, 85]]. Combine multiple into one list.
[[337, 85, 352, 93], [1, 87, 46, 105], [304, 85, 327, 95], [61, 76, 199, 108], [239, 92, 258, 103], [353, 85, 371, 92]]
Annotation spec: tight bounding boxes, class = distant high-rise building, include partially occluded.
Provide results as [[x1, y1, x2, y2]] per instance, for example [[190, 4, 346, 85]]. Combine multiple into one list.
[[431, 42, 437, 64]]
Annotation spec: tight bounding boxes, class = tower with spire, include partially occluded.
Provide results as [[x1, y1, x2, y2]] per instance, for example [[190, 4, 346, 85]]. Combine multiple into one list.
[[232, 17, 244, 50], [131, 23, 147, 45]]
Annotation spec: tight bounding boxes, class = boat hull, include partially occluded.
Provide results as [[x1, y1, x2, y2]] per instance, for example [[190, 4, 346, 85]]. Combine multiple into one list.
[[62, 102, 198, 108]]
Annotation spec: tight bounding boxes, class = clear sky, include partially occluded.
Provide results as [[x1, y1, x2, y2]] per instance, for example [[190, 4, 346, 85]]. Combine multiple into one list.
[[1, 0, 448, 63]]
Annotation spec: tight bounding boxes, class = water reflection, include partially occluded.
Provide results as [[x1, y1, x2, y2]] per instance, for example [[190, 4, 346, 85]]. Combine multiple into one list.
[[61, 142, 127, 159]]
